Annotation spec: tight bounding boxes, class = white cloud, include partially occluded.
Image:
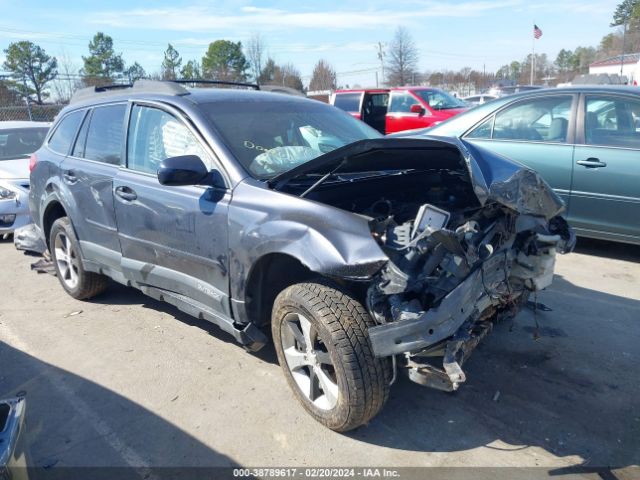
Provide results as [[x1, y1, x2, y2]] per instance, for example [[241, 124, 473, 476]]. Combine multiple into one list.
[[89, 1, 523, 32]]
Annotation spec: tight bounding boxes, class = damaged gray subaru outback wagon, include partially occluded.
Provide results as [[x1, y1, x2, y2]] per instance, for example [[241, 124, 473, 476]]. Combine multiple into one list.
[[30, 81, 574, 432]]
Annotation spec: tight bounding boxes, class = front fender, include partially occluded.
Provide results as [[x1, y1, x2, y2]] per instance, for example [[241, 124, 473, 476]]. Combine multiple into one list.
[[228, 179, 388, 300]]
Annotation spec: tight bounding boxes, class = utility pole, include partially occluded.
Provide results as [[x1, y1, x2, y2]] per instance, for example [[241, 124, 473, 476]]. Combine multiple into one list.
[[621, 14, 627, 79], [376, 42, 385, 86]]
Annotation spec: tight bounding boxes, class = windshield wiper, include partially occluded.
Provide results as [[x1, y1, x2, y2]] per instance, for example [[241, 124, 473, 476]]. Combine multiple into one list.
[[300, 158, 347, 198]]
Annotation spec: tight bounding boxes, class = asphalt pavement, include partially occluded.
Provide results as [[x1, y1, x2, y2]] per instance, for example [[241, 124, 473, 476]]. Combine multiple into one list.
[[1, 237, 638, 479]]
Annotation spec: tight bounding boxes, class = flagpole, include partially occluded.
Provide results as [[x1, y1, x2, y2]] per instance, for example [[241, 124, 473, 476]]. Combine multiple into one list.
[[531, 23, 535, 85]]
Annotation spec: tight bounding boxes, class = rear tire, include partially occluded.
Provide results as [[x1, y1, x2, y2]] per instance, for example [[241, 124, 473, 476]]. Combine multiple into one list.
[[49, 217, 108, 300], [272, 281, 391, 432]]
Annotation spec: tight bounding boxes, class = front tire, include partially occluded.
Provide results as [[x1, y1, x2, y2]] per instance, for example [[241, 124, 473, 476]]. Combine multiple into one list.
[[49, 217, 108, 300], [272, 281, 391, 432]]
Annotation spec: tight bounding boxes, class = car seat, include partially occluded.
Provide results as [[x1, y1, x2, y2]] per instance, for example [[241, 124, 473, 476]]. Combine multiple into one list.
[[548, 117, 568, 142]]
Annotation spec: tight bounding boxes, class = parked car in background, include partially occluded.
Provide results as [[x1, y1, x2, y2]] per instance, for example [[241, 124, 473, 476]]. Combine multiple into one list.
[[418, 86, 640, 245], [0, 121, 50, 237], [488, 85, 543, 97], [331, 87, 468, 134], [30, 80, 573, 431], [462, 94, 497, 106]]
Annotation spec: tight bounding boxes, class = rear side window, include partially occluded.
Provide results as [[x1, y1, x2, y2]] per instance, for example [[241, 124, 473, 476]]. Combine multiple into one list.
[[48, 110, 84, 155], [84, 104, 127, 165], [333, 93, 362, 112], [585, 95, 640, 148]]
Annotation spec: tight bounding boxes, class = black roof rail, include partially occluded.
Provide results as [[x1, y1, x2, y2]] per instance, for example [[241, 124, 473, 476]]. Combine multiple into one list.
[[70, 80, 189, 104], [69, 78, 261, 105], [170, 79, 260, 90]]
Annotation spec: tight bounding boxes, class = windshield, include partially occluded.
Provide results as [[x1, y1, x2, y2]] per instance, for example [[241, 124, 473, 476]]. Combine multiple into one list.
[[0, 127, 48, 160], [202, 98, 381, 178], [413, 90, 467, 110]]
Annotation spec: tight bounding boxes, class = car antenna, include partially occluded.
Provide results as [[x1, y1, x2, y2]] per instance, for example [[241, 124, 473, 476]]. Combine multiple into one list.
[[300, 158, 348, 198]]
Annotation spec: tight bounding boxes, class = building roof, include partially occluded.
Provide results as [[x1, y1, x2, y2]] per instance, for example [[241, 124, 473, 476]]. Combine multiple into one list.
[[590, 53, 640, 68]]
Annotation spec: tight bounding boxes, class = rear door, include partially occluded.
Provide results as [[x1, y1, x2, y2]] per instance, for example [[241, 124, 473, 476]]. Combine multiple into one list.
[[62, 103, 127, 269], [113, 102, 233, 317], [463, 93, 577, 207], [569, 93, 640, 242]]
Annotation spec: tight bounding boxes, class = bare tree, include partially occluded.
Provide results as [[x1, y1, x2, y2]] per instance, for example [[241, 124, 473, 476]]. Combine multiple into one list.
[[51, 49, 82, 103], [246, 33, 266, 82], [309, 59, 336, 91], [386, 26, 419, 86]]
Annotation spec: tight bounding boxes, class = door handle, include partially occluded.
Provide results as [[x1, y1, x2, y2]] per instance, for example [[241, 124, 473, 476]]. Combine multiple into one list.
[[115, 186, 137, 201], [576, 158, 607, 168], [62, 170, 77, 184]]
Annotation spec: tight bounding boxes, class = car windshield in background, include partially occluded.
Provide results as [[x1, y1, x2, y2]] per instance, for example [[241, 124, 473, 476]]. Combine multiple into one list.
[[203, 99, 381, 178], [0, 128, 48, 160], [413, 90, 467, 110]]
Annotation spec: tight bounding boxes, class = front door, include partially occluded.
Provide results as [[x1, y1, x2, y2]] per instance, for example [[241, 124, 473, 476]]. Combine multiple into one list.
[[464, 94, 577, 208], [114, 103, 232, 317], [385, 91, 431, 134], [569, 94, 640, 242]]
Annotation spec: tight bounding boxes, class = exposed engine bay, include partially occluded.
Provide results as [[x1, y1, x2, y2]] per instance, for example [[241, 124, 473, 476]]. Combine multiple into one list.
[[281, 137, 576, 392]]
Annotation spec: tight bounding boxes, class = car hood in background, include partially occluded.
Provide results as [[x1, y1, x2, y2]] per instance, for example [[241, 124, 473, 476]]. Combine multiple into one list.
[[0, 158, 29, 180], [269, 136, 565, 220]]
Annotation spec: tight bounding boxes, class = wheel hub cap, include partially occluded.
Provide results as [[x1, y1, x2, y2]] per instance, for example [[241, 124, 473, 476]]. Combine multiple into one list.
[[281, 312, 339, 410]]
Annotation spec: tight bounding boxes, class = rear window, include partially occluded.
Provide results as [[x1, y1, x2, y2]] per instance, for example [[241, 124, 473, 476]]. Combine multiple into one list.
[[0, 127, 48, 160], [333, 93, 362, 112], [48, 111, 84, 155]]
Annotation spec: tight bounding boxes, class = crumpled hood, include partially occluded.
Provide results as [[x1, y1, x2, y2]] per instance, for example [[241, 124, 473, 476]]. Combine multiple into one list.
[[270, 136, 564, 220], [0, 158, 29, 180]]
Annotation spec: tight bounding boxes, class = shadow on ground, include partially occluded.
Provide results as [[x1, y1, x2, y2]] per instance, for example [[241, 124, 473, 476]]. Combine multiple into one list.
[[573, 237, 640, 262], [0, 341, 240, 478]]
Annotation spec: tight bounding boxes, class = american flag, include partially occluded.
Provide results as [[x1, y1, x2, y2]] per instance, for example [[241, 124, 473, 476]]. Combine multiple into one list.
[[534, 24, 543, 39]]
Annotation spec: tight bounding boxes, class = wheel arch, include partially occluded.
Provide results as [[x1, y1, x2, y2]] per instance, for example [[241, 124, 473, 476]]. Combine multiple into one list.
[[243, 252, 314, 327], [42, 199, 68, 249]]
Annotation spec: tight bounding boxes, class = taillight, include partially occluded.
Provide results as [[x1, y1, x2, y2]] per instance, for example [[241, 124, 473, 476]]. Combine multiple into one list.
[[29, 153, 38, 172]]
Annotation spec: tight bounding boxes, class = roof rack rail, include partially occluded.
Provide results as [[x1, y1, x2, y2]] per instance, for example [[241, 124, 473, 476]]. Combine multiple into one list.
[[69, 78, 260, 105], [70, 80, 189, 104], [170, 79, 260, 90]]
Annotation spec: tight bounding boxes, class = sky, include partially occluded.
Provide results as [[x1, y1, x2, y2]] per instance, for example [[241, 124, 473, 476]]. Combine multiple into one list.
[[0, 0, 623, 88]]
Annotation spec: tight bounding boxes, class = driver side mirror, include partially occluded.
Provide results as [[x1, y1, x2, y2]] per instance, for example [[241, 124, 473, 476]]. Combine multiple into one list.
[[157, 155, 224, 188], [410, 104, 426, 116]]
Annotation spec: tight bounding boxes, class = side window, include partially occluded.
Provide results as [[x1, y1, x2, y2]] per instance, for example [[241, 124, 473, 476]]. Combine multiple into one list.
[[84, 104, 127, 165], [127, 105, 211, 175], [388, 92, 416, 113], [585, 96, 640, 149], [490, 96, 572, 143], [71, 110, 91, 158], [333, 93, 362, 113], [48, 110, 84, 155]]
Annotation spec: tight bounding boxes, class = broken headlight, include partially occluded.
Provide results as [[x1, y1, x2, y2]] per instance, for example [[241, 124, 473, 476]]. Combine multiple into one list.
[[0, 186, 17, 200]]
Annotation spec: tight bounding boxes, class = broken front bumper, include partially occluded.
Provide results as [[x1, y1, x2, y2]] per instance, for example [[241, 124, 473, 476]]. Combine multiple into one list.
[[368, 235, 564, 392]]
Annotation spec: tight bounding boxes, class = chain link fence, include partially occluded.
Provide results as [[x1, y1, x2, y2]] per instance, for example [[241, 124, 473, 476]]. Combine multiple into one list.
[[0, 104, 64, 123]]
